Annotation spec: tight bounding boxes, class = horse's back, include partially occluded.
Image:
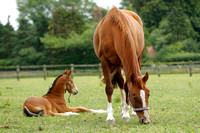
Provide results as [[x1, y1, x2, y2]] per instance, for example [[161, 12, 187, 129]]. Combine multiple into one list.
[[93, 7, 144, 63]]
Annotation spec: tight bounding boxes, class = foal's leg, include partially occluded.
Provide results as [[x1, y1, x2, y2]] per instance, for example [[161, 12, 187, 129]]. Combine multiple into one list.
[[101, 56, 115, 123]]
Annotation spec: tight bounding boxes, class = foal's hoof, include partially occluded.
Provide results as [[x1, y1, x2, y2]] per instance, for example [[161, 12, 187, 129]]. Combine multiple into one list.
[[106, 118, 115, 124]]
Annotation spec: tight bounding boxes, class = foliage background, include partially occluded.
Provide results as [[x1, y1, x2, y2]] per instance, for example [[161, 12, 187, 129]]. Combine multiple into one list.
[[0, 0, 200, 65]]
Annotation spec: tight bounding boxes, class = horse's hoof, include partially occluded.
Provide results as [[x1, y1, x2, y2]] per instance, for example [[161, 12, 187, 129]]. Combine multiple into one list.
[[131, 112, 137, 117], [106, 119, 115, 124], [122, 116, 130, 121]]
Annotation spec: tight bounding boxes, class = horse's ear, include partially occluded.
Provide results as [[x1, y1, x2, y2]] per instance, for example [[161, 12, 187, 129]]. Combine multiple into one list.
[[65, 69, 68, 74], [68, 69, 72, 76], [143, 72, 149, 83]]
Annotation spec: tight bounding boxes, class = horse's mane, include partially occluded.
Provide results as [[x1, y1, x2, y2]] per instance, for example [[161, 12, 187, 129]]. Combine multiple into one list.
[[105, 7, 128, 36], [43, 74, 63, 96], [104, 7, 141, 80]]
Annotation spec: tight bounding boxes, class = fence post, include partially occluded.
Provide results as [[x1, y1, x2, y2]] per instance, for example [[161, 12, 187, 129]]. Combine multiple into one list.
[[189, 61, 192, 77], [70, 64, 74, 79], [43, 64, 47, 80], [157, 63, 160, 77], [16, 65, 20, 81], [98, 63, 101, 78]]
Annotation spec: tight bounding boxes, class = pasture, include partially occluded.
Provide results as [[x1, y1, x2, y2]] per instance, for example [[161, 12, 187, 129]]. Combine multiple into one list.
[[0, 74, 200, 132]]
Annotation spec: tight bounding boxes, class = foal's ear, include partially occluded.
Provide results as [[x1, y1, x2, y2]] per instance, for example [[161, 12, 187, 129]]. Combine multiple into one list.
[[142, 72, 149, 83], [65, 69, 69, 74], [68, 69, 72, 76]]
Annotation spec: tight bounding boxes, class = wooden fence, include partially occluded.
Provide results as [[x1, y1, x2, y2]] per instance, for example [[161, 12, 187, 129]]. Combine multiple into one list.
[[0, 61, 200, 80]]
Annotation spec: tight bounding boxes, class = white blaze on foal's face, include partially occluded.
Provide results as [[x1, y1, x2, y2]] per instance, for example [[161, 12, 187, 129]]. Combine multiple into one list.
[[140, 90, 150, 123]]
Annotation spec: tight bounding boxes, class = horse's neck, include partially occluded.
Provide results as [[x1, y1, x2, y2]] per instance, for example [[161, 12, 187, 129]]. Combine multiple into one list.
[[122, 53, 142, 82]]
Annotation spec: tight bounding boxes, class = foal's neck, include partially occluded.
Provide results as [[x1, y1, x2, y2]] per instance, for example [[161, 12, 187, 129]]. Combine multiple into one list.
[[46, 82, 66, 98]]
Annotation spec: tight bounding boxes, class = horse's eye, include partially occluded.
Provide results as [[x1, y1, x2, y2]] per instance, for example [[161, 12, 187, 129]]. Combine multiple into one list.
[[133, 97, 137, 101]]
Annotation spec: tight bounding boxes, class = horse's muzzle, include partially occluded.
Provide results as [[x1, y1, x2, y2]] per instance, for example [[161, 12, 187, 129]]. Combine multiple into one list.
[[73, 89, 78, 95], [139, 118, 151, 124]]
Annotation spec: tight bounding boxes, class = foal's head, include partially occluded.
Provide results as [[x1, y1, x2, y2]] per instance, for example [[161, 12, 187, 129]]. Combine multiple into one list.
[[129, 72, 151, 124], [62, 69, 78, 95]]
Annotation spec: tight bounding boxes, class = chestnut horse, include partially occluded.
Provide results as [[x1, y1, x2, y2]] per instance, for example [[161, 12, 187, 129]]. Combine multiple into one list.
[[93, 7, 151, 124], [23, 69, 106, 117]]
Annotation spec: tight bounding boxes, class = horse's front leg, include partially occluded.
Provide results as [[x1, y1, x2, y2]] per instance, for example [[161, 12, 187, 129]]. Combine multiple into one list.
[[120, 82, 130, 121], [120, 89, 130, 121], [124, 82, 137, 117], [101, 56, 115, 123]]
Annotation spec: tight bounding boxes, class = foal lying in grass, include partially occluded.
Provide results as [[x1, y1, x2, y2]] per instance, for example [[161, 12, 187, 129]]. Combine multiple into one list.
[[23, 69, 106, 117]]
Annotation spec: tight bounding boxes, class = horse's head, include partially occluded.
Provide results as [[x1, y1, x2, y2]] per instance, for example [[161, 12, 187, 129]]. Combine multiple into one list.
[[63, 69, 78, 95], [129, 72, 151, 124]]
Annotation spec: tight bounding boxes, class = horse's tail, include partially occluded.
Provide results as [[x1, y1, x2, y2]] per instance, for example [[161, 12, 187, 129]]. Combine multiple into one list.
[[23, 106, 43, 117], [101, 67, 121, 89]]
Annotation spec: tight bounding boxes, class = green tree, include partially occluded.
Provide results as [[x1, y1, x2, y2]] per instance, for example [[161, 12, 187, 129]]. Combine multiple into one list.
[[0, 18, 16, 60], [49, 6, 86, 38], [57, 0, 97, 20], [17, 0, 52, 51], [13, 18, 37, 56], [41, 24, 99, 64], [140, 0, 168, 30], [121, 0, 148, 13]]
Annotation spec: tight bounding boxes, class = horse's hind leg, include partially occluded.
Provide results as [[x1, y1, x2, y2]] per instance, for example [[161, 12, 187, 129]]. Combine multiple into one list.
[[115, 70, 130, 121], [101, 56, 115, 123]]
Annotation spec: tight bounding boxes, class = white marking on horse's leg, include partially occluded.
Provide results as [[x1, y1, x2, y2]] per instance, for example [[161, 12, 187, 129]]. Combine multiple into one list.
[[121, 102, 130, 121], [91, 109, 107, 114], [106, 102, 115, 123], [65, 112, 80, 116], [120, 89, 125, 115], [131, 108, 137, 116], [140, 90, 150, 122], [120, 89, 130, 121]]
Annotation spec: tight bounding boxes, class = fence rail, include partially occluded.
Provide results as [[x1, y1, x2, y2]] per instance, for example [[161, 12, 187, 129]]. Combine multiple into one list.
[[0, 61, 200, 80]]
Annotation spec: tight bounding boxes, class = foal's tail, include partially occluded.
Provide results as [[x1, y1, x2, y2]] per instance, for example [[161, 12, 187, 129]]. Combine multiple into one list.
[[23, 106, 43, 117]]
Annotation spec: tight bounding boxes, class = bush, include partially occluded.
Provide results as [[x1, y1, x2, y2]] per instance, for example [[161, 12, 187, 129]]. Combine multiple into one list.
[[163, 53, 200, 62], [0, 59, 12, 66], [157, 52, 200, 62]]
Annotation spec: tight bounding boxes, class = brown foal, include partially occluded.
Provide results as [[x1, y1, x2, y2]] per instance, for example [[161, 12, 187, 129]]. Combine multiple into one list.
[[23, 69, 106, 117]]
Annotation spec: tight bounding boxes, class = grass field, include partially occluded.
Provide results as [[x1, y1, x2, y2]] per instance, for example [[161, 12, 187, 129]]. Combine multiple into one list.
[[0, 74, 200, 132]]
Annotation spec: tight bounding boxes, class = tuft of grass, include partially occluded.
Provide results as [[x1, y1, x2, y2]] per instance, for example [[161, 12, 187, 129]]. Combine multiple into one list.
[[0, 99, 11, 108], [0, 74, 200, 132], [5, 87, 13, 90], [113, 92, 121, 103], [188, 80, 194, 88]]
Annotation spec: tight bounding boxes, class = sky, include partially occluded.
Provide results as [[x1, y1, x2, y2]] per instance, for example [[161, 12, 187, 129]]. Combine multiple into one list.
[[0, 0, 121, 30]]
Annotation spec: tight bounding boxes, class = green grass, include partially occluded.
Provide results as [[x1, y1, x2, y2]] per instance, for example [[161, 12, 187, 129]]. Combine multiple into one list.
[[0, 74, 200, 132]]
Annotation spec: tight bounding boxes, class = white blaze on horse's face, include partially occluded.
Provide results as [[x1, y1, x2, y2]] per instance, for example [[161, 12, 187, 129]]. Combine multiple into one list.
[[140, 90, 150, 123]]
